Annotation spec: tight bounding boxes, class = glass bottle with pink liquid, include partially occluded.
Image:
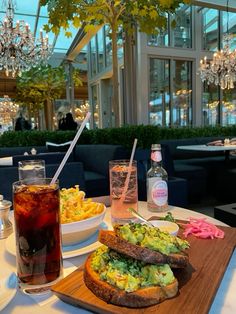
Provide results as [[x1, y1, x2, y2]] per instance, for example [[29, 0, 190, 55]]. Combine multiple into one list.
[[147, 144, 168, 212]]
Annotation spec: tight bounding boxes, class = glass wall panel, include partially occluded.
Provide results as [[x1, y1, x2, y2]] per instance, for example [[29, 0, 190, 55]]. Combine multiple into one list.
[[172, 60, 192, 126], [149, 58, 192, 126], [91, 85, 99, 128], [97, 29, 104, 73], [90, 37, 97, 76], [105, 25, 112, 67], [201, 9, 236, 126], [202, 8, 219, 51], [222, 12, 236, 50], [147, 13, 169, 47], [222, 89, 236, 126], [202, 83, 219, 126], [147, 5, 191, 48], [147, 31, 169, 47], [173, 4, 192, 48], [149, 59, 170, 126], [117, 27, 124, 59], [202, 86, 236, 127]]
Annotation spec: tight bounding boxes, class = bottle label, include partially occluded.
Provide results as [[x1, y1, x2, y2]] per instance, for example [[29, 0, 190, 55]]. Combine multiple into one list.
[[151, 180, 168, 206], [151, 151, 162, 162]]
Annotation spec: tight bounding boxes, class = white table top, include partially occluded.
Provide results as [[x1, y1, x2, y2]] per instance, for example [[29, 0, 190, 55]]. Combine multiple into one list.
[[0, 202, 235, 314], [177, 144, 236, 152], [0, 156, 13, 166]]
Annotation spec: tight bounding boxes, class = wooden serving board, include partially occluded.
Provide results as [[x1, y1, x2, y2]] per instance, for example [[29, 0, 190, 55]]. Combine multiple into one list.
[[52, 225, 236, 314]]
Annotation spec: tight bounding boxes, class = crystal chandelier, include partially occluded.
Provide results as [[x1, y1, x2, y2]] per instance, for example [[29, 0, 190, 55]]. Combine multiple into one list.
[[199, 0, 236, 90], [0, 0, 51, 77], [0, 95, 19, 125]]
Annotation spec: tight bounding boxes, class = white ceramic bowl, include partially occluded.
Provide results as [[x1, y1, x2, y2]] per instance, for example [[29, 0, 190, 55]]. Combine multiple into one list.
[[149, 220, 179, 236], [61, 205, 106, 246]]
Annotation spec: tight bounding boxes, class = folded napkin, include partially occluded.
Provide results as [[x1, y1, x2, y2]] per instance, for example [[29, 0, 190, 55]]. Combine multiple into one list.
[[230, 138, 236, 145], [206, 140, 224, 146]]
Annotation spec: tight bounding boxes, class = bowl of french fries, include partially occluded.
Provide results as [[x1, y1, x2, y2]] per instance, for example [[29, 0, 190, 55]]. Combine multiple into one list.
[[60, 186, 106, 246]]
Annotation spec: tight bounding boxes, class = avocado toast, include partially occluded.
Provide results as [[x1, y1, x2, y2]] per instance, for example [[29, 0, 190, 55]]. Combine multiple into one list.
[[99, 223, 189, 268], [84, 246, 178, 307], [84, 222, 189, 307]]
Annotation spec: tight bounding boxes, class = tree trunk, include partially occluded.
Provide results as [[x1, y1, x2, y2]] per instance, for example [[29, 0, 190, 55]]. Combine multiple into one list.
[[123, 30, 137, 125], [44, 99, 54, 130], [39, 109, 45, 130], [66, 61, 76, 118], [111, 26, 120, 127]]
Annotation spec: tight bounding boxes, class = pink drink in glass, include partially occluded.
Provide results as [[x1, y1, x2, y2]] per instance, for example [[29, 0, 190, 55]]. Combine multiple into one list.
[[109, 160, 138, 225]]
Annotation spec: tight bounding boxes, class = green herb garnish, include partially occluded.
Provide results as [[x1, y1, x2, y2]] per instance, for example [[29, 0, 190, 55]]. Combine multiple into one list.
[[159, 212, 176, 223]]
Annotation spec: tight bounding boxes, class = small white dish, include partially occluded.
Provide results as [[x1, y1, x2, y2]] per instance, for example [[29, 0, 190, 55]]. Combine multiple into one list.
[[62, 221, 111, 258], [149, 220, 179, 236], [5, 221, 112, 259], [0, 271, 17, 311], [61, 205, 106, 246]]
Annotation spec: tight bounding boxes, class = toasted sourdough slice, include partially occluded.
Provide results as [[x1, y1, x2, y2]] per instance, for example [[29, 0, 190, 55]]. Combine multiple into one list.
[[84, 253, 178, 308], [99, 229, 189, 268]]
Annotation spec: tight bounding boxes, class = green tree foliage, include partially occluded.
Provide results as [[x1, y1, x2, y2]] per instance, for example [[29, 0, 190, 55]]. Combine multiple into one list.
[[40, 0, 190, 35], [40, 0, 190, 127], [16, 64, 83, 130], [16, 65, 65, 108], [16, 65, 66, 129]]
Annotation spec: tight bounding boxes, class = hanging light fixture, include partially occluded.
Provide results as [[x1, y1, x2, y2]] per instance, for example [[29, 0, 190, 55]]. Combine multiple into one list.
[[0, 95, 19, 126], [0, 0, 51, 77], [199, 0, 236, 90]]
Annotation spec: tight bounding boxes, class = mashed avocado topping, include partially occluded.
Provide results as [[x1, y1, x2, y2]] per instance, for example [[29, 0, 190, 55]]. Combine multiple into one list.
[[115, 223, 190, 255], [91, 246, 175, 292]]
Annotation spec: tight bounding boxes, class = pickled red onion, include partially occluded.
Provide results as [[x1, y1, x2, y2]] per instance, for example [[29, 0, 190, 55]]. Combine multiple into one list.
[[182, 217, 224, 239]]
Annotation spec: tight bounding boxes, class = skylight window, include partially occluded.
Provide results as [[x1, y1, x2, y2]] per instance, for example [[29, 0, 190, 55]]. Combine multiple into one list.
[[0, 0, 80, 65]]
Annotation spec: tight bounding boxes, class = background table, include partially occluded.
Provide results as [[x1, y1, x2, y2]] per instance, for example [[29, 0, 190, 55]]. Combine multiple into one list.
[[177, 144, 236, 161], [1, 202, 235, 314]]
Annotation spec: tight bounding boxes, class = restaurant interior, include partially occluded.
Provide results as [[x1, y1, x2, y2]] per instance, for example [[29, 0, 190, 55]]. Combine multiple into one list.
[[0, 0, 236, 313]]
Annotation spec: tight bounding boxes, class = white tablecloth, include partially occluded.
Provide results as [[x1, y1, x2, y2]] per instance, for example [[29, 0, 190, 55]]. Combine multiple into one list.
[[177, 144, 236, 152], [1, 202, 235, 314]]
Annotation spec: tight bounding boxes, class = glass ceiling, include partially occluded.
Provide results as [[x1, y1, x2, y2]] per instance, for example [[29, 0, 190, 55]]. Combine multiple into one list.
[[0, 1, 233, 64], [194, 0, 236, 11], [0, 0, 79, 61]]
